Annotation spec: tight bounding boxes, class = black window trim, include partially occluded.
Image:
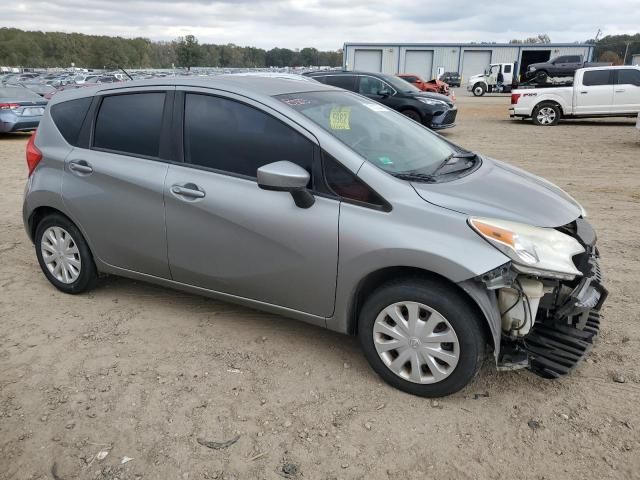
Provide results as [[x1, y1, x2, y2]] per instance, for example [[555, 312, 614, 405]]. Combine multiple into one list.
[[179, 90, 322, 189], [89, 89, 175, 163], [319, 151, 392, 213]]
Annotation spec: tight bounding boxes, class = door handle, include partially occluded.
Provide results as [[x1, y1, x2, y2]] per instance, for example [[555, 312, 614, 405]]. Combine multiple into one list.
[[171, 184, 205, 199], [579, 91, 588, 94], [69, 161, 93, 174], [615, 89, 625, 93]]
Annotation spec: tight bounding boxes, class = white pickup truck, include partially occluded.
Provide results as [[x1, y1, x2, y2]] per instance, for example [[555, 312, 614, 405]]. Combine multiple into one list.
[[510, 66, 640, 125]]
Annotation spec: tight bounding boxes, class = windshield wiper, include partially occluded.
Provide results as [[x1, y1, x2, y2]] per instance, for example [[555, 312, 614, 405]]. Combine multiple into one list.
[[392, 172, 437, 183], [430, 151, 477, 177]]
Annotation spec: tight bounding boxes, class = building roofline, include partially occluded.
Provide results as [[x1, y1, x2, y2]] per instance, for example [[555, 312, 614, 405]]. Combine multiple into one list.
[[343, 42, 593, 48]]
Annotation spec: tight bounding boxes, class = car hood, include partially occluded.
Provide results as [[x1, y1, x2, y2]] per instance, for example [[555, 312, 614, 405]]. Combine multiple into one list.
[[406, 91, 454, 107], [468, 73, 486, 83], [411, 157, 582, 227]]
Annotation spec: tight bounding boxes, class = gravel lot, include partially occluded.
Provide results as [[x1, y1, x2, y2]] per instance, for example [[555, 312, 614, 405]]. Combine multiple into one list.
[[1, 94, 639, 480]]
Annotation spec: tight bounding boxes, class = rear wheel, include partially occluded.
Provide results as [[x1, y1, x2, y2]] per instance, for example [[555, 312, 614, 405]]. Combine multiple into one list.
[[472, 83, 486, 96], [532, 103, 561, 126], [401, 109, 421, 122], [358, 278, 486, 397], [35, 214, 98, 294]]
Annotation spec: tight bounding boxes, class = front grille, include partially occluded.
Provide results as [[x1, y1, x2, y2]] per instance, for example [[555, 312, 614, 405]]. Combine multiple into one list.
[[440, 109, 457, 125]]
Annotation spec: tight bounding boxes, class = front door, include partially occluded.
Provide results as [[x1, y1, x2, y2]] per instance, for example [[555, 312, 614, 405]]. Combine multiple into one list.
[[613, 68, 640, 113], [164, 91, 339, 317], [62, 89, 172, 278]]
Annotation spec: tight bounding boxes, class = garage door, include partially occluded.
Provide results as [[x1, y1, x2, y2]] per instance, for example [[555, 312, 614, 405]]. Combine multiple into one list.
[[462, 50, 492, 81], [404, 50, 434, 80], [354, 49, 383, 72]]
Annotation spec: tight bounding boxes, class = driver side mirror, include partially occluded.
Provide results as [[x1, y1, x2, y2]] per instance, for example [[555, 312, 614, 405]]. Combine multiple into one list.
[[257, 161, 315, 209], [377, 88, 391, 97]]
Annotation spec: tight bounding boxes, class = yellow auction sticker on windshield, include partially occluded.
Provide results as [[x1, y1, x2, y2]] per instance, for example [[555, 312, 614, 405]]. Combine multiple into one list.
[[330, 107, 351, 130]]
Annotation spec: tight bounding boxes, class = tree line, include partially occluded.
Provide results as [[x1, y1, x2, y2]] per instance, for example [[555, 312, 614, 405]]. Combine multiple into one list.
[[0, 28, 343, 69]]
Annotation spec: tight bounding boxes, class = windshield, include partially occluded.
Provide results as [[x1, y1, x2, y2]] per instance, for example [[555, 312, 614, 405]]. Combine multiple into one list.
[[276, 91, 455, 174], [380, 74, 421, 93]]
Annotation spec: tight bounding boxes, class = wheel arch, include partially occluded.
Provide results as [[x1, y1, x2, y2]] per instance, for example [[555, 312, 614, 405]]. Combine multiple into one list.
[[399, 106, 423, 121], [534, 99, 564, 116], [344, 266, 497, 354]]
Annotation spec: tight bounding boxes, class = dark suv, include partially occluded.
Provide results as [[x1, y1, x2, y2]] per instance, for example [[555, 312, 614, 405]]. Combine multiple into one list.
[[304, 71, 457, 130]]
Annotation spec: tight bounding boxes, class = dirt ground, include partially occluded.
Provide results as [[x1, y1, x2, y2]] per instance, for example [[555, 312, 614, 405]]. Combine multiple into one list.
[[1, 93, 639, 480]]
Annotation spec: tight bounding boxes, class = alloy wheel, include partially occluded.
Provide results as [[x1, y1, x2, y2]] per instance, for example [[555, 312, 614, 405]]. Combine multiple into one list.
[[536, 107, 556, 125], [373, 301, 460, 384]]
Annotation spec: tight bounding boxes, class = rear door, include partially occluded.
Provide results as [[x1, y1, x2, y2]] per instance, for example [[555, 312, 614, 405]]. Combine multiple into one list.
[[574, 70, 614, 114], [613, 68, 640, 113], [163, 90, 339, 318], [61, 87, 174, 278]]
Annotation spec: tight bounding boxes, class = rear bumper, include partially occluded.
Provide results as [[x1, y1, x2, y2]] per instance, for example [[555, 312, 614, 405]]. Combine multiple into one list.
[[0, 113, 42, 133], [429, 108, 457, 129]]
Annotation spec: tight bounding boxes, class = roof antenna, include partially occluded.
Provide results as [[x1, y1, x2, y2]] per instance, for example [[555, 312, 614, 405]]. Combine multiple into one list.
[[118, 66, 134, 81]]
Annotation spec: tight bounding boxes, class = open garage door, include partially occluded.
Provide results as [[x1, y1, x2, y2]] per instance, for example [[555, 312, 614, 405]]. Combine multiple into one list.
[[354, 49, 383, 72], [404, 50, 434, 80], [462, 50, 491, 81]]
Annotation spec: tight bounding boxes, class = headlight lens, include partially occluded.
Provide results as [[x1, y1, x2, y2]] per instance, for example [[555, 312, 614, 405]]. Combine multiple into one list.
[[417, 97, 447, 106], [469, 217, 585, 279], [529, 66, 536, 71]]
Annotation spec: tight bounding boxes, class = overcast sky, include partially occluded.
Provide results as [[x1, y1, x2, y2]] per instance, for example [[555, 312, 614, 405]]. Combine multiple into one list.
[[4, 0, 638, 50]]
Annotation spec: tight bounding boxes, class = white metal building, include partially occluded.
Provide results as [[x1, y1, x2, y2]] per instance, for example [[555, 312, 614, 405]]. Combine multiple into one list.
[[343, 43, 595, 82], [632, 54, 640, 66]]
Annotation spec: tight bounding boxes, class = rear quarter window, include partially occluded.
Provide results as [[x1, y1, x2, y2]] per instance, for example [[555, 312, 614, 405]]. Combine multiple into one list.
[[50, 97, 92, 146]]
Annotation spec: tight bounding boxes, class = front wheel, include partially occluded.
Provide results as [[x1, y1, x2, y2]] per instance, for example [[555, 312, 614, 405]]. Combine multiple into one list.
[[401, 109, 422, 122], [472, 83, 486, 96], [358, 278, 486, 397]]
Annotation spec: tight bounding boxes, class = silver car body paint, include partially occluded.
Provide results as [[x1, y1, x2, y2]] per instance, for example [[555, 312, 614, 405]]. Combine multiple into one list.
[[23, 75, 584, 359]]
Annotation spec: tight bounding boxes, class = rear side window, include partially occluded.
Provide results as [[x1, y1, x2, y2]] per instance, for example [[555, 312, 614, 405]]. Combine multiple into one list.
[[503, 65, 512, 73], [567, 56, 581, 63], [323, 75, 358, 91], [616, 69, 640, 86], [93, 92, 166, 157], [50, 97, 92, 146], [583, 70, 612, 86], [184, 93, 313, 179]]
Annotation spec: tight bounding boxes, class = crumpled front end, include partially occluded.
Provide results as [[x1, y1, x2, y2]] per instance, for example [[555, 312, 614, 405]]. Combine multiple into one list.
[[474, 218, 608, 378]]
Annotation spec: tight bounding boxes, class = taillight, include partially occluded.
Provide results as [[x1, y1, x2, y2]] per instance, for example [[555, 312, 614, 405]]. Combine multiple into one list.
[[26, 131, 43, 176], [0, 103, 20, 110], [511, 93, 521, 105]]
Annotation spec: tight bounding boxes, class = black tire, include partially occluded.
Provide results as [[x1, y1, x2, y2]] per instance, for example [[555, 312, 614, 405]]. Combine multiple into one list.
[[472, 83, 486, 96], [401, 109, 421, 122], [35, 213, 98, 294], [532, 102, 561, 126], [535, 70, 549, 82], [358, 278, 486, 397]]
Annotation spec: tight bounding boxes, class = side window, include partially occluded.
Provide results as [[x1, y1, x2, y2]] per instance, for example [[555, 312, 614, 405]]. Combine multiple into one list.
[[616, 69, 640, 86], [50, 97, 92, 146], [554, 56, 567, 63], [184, 93, 314, 179], [324, 75, 357, 92], [359, 76, 386, 95], [568, 56, 582, 63], [583, 70, 612, 86], [324, 154, 388, 209], [503, 65, 512, 74], [312, 75, 328, 84], [93, 92, 165, 157]]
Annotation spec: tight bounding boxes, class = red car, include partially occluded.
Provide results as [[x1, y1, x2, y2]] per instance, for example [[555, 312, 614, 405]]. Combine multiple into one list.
[[398, 74, 455, 100]]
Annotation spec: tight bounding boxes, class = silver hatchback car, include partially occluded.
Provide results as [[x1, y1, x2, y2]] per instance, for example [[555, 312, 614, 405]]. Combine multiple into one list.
[[23, 77, 607, 397]]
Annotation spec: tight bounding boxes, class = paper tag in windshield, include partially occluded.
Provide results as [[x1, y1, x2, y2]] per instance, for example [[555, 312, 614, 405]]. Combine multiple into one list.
[[363, 103, 389, 112], [330, 107, 351, 130]]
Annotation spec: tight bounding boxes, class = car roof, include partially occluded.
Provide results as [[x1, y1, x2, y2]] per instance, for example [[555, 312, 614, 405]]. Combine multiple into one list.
[[48, 75, 336, 107]]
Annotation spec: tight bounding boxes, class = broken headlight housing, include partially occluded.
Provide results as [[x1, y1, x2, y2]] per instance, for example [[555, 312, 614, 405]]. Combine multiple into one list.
[[469, 217, 585, 280]]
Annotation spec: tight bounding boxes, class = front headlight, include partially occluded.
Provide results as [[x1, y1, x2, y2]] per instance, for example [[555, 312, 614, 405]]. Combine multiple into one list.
[[417, 97, 448, 106], [529, 66, 536, 71], [469, 217, 584, 280]]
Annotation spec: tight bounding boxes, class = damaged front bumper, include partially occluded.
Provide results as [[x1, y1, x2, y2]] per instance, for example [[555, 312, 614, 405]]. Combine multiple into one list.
[[462, 218, 608, 379]]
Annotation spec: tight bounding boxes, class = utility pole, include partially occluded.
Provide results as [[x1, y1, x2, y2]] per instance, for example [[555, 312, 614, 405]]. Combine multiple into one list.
[[594, 29, 602, 42], [623, 41, 631, 65]]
